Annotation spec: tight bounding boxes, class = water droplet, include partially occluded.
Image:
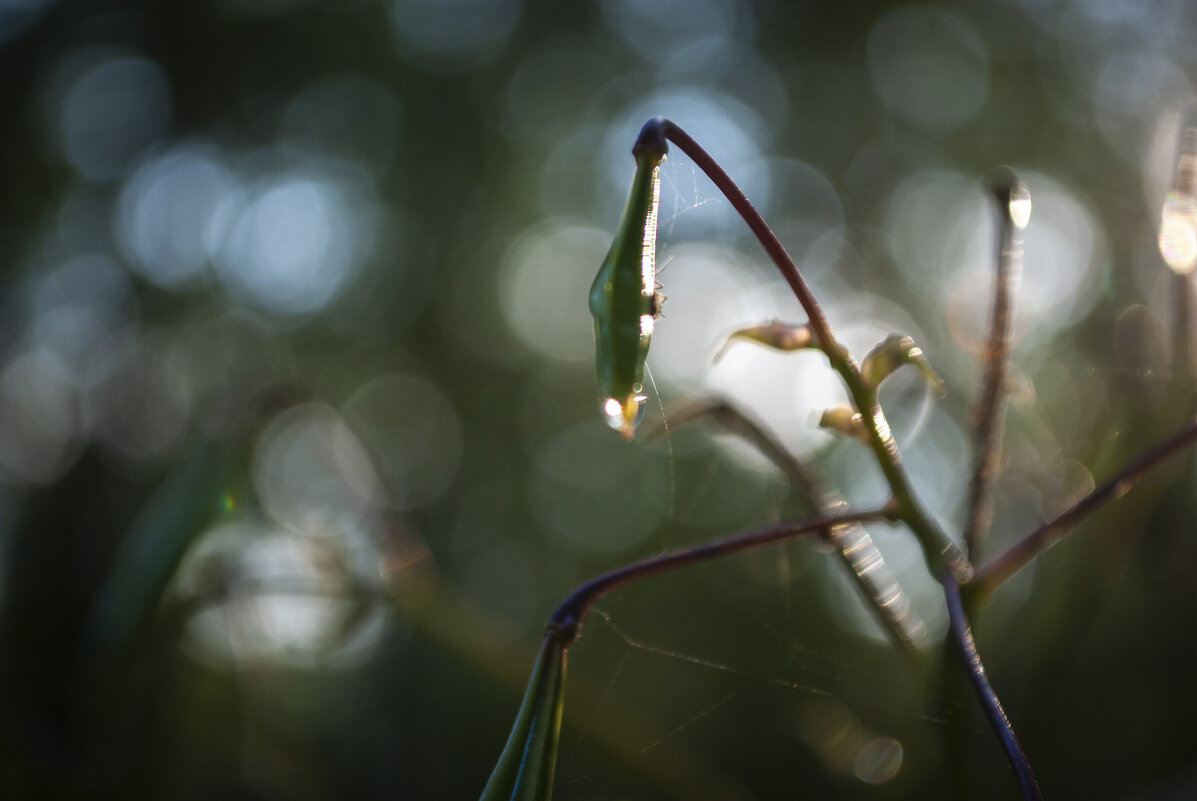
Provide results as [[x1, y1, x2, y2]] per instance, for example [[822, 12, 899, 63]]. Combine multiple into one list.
[[601, 395, 644, 439]]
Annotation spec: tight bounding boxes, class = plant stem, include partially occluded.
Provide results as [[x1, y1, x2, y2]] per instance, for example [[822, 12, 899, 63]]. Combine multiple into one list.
[[638, 117, 971, 583], [1168, 115, 1197, 388], [969, 417, 1197, 600], [942, 569, 1042, 801], [547, 505, 895, 645], [963, 170, 1026, 557], [649, 397, 928, 656]]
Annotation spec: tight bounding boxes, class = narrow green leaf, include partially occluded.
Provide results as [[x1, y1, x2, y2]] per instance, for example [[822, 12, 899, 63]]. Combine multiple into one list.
[[589, 130, 668, 439], [479, 634, 567, 801], [860, 333, 945, 395]]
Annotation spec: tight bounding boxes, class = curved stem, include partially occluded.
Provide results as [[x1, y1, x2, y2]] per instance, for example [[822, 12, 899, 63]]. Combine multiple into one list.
[[639, 118, 835, 354], [638, 117, 970, 583], [970, 417, 1197, 600], [942, 569, 1042, 801], [547, 506, 895, 645]]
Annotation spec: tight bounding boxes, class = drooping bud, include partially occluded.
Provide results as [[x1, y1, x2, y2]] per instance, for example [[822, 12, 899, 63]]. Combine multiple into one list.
[[713, 319, 815, 362], [860, 334, 945, 396], [589, 124, 668, 439], [819, 407, 868, 443]]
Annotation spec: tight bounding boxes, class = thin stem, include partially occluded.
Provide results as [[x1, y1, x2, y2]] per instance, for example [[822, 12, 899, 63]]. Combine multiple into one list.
[[640, 118, 835, 354], [638, 117, 970, 583], [1176, 271, 1197, 387], [963, 170, 1026, 557], [649, 397, 928, 655], [1169, 117, 1197, 385], [942, 569, 1042, 801], [547, 506, 895, 645], [970, 417, 1197, 600]]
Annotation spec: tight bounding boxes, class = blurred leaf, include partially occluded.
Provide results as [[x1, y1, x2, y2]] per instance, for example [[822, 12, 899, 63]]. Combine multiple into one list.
[[479, 634, 567, 801], [85, 439, 230, 660]]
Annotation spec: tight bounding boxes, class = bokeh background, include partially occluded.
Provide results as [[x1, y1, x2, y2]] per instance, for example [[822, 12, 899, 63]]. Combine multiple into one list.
[[2, 0, 1197, 798]]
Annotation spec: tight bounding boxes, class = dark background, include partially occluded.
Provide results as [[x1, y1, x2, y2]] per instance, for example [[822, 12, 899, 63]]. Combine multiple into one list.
[[1, 0, 1196, 798]]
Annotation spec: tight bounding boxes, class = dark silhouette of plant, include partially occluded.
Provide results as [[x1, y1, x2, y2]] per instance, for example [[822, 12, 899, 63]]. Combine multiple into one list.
[[480, 118, 1197, 801]]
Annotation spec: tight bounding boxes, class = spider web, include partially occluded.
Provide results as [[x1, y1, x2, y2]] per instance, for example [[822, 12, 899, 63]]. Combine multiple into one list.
[[551, 159, 986, 799]]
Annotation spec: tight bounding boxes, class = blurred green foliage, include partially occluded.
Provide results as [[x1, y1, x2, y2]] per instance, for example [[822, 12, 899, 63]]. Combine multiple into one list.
[[1, 1, 1197, 799]]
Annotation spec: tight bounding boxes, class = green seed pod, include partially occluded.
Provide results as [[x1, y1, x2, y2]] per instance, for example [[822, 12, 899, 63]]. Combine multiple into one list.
[[589, 127, 668, 439]]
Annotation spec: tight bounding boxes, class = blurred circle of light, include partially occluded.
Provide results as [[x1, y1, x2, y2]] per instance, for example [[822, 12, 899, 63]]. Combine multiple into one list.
[[175, 520, 386, 670], [53, 52, 173, 181], [658, 38, 787, 133], [84, 329, 191, 466], [600, 0, 752, 64], [0, 348, 79, 485], [0, 0, 58, 44], [1093, 52, 1190, 163], [27, 253, 130, 379], [502, 38, 607, 147], [888, 169, 1104, 350], [604, 88, 769, 238], [867, 7, 988, 132], [254, 403, 382, 535], [499, 222, 611, 364], [886, 170, 984, 288], [853, 737, 903, 784], [1159, 191, 1197, 274], [764, 158, 845, 279], [529, 421, 662, 554], [340, 373, 464, 511], [279, 74, 402, 171], [173, 313, 289, 434], [214, 170, 375, 317], [1002, 170, 1105, 341], [116, 143, 237, 288], [649, 244, 847, 457], [388, 0, 523, 73]]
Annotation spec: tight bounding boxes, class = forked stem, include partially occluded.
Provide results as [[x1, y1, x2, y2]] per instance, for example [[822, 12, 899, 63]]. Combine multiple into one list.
[[637, 117, 971, 584], [969, 417, 1197, 600], [547, 506, 895, 646]]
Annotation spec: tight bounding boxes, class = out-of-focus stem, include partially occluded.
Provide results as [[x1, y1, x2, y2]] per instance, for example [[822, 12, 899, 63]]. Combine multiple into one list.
[[969, 417, 1197, 600], [548, 506, 895, 644], [637, 117, 971, 584], [1168, 120, 1197, 385], [942, 569, 1042, 801], [963, 170, 1028, 557], [650, 397, 928, 656]]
